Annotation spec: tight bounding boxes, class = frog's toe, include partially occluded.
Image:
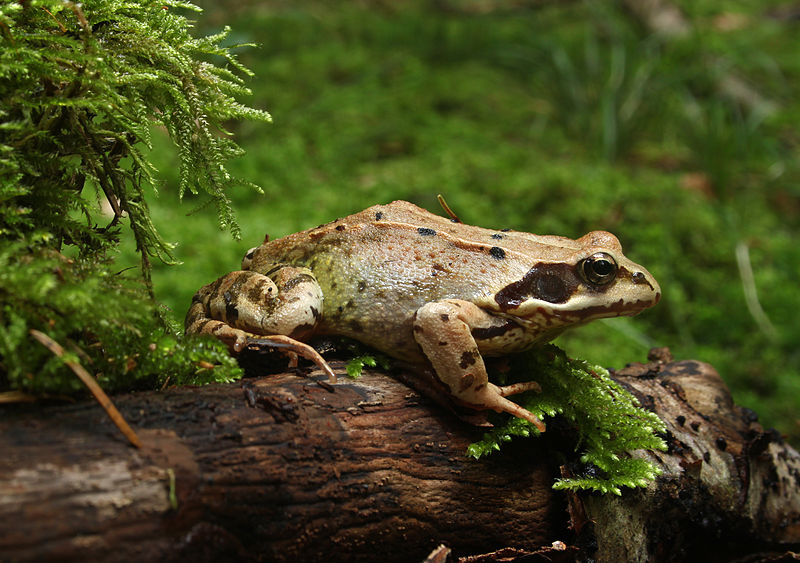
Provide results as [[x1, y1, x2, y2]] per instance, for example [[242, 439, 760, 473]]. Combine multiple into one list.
[[472, 384, 546, 432], [232, 332, 248, 353], [499, 400, 546, 432], [497, 381, 542, 397], [247, 334, 338, 383]]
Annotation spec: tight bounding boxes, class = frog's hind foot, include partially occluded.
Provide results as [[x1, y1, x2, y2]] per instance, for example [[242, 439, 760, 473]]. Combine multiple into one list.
[[189, 319, 337, 383], [245, 334, 338, 383]]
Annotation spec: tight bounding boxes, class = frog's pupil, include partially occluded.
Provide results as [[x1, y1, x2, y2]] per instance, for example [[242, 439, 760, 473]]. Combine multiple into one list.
[[580, 253, 617, 285], [593, 259, 613, 276]]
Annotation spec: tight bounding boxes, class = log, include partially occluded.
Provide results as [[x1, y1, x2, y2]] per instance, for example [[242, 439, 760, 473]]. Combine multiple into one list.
[[579, 349, 800, 562], [0, 350, 799, 562]]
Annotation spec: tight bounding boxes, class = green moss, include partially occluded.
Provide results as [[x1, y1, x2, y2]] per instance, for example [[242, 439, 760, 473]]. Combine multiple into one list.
[[0, 243, 241, 393], [0, 0, 262, 395], [468, 345, 667, 495], [345, 355, 376, 379]]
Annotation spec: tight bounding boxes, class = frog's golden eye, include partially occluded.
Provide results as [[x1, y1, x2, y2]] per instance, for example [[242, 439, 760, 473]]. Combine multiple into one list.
[[579, 252, 617, 285]]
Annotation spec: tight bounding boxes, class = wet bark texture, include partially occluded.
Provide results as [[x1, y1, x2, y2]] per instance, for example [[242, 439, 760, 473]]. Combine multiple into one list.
[[1, 350, 799, 562]]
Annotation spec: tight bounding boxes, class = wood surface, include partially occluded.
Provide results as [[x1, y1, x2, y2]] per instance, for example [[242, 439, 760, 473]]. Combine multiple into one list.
[[1, 350, 799, 562]]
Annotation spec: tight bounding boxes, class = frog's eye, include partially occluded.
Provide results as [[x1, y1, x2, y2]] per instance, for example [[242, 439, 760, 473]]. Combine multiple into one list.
[[579, 252, 617, 286]]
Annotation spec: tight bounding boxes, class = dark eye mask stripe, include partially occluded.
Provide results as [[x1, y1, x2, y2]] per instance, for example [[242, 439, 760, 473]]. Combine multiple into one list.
[[495, 263, 580, 310]]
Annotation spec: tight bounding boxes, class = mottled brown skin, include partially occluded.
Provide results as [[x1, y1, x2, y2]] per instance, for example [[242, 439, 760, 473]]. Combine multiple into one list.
[[186, 200, 661, 429]]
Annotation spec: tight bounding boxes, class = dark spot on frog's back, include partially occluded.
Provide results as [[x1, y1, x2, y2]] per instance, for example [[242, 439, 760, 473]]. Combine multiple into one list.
[[495, 263, 578, 310], [417, 227, 436, 236], [375, 211, 383, 221], [489, 246, 505, 260], [491, 233, 504, 240]]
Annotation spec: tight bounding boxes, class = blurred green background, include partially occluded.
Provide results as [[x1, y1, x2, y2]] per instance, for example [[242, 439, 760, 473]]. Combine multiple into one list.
[[122, 1, 800, 442]]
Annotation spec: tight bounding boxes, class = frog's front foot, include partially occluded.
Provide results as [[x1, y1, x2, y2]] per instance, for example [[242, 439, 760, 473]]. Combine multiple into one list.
[[478, 382, 546, 432], [497, 380, 542, 397]]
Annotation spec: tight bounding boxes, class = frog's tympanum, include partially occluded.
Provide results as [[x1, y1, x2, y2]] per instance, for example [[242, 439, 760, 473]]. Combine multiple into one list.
[[186, 200, 660, 431]]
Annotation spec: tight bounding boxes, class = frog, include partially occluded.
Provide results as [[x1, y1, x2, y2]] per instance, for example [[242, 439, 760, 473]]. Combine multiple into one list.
[[186, 200, 660, 431]]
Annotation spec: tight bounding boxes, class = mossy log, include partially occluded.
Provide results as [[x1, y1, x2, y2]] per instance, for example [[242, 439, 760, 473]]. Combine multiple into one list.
[[1, 350, 798, 562]]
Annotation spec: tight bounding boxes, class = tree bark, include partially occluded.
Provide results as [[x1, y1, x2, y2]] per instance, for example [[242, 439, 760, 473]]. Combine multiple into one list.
[[1, 350, 798, 562]]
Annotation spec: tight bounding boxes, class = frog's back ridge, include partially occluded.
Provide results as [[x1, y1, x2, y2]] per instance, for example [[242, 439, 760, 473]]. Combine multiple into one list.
[[360, 200, 590, 262]]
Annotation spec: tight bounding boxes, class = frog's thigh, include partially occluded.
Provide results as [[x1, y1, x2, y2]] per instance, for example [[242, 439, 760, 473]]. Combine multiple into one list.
[[188, 268, 322, 339], [257, 265, 324, 338], [413, 299, 545, 430]]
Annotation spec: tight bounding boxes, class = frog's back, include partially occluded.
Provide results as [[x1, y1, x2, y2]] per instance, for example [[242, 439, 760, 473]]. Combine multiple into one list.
[[245, 201, 547, 357], [254, 200, 550, 302]]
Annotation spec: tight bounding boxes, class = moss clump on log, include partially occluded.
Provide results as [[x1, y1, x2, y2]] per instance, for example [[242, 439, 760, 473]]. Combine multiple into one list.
[[0, 0, 270, 394], [469, 345, 667, 494]]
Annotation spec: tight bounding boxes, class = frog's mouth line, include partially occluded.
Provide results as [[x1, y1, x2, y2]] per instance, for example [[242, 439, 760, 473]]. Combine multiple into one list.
[[507, 295, 659, 331], [564, 296, 659, 317]]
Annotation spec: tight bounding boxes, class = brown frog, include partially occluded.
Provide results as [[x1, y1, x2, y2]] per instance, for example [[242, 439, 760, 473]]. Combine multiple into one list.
[[186, 200, 660, 430]]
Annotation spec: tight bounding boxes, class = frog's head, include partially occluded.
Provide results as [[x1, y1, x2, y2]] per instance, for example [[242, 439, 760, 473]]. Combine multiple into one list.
[[493, 231, 660, 331]]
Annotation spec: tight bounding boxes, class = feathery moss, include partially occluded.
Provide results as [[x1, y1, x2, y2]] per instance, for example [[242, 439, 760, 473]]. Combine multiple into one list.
[[468, 345, 667, 495]]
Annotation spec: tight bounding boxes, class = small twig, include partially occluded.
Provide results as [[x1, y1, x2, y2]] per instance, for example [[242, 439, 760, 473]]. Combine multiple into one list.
[[735, 241, 778, 341], [0, 390, 37, 403], [65, 1, 90, 34], [436, 193, 462, 223], [41, 6, 67, 34], [29, 329, 142, 448], [166, 468, 178, 510]]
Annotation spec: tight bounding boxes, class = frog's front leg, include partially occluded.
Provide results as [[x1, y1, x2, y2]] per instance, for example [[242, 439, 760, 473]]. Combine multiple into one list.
[[185, 266, 335, 381], [412, 299, 546, 432]]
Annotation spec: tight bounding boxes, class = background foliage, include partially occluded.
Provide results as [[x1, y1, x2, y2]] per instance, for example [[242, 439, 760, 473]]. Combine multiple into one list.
[[134, 0, 799, 442]]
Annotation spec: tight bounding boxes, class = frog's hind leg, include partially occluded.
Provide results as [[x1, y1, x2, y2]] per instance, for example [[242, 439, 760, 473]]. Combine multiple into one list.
[[185, 268, 335, 381], [413, 299, 546, 432], [244, 334, 337, 382]]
